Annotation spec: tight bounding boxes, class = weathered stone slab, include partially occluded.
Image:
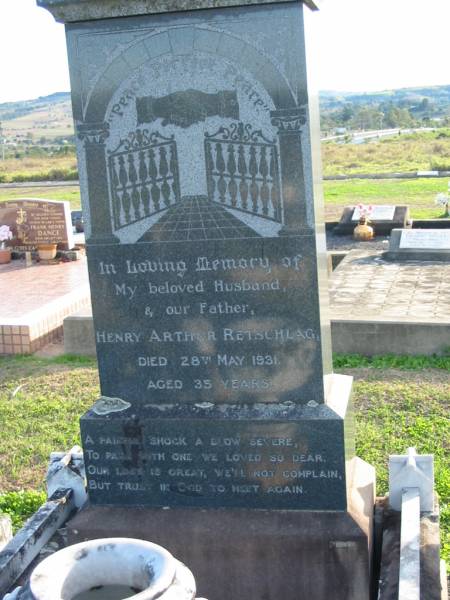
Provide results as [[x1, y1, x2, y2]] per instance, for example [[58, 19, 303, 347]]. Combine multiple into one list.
[[377, 494, 444, 600], [0, 490, 75, 598], [330, 249, 450, 323], [81, 374, 353, 509], [38, 0, 320, 23], [0, 199, 74, 251], [384, 228, 450, 262], [335, 205, 409, 236], [67, 457, 375, 600]]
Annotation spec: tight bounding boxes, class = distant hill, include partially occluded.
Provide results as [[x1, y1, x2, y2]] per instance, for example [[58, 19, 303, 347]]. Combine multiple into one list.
[[320, 85, 450, 131], [320, 85, 450, 110], [1, 84, 450, 143], [0, 93, 73, 144], [0, 92, 71, 122]]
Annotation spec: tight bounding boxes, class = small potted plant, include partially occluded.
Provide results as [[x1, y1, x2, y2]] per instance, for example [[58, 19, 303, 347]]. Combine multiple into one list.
[[353, 204, 374, 241], [435, 185, 449, 218], [37, 243, 58, 261], [0, 225, 13, 264]]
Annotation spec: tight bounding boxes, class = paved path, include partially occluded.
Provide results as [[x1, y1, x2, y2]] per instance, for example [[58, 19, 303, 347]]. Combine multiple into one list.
[[0, 258, 90, 355], [330, 250, 450, 322], [0, 258, 89, 320], [138, 197, 260, 242]]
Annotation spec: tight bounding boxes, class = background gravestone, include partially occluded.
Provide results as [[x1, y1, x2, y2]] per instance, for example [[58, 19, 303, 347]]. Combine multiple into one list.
[[384, 228, 450, 261], [0, 198, 74, 251], [39, 1, 375, 598], [335, 204, 410, 235]]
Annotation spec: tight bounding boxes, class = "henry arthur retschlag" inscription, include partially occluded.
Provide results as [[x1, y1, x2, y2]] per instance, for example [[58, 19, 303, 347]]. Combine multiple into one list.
[[88, 241, 325, 405]]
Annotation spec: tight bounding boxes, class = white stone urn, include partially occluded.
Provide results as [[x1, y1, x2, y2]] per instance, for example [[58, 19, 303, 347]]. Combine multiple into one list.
[[13, 538, 197, 600]]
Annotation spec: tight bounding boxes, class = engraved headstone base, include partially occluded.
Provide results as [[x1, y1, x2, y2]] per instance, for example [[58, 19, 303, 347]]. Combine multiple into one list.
[[80, 374, 355, 511], [67, 457, 375, 600]]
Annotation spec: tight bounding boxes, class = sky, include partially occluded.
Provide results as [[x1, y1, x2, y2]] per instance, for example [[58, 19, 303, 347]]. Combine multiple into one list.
[[0, 0, 449, 104]]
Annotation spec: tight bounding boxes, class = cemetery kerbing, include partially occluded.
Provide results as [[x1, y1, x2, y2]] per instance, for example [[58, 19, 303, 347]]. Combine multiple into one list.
[[0, 1, 448, 599]]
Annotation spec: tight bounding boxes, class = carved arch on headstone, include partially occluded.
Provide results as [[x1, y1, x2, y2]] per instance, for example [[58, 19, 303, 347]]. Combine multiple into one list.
[[83, 25, 297, 122]]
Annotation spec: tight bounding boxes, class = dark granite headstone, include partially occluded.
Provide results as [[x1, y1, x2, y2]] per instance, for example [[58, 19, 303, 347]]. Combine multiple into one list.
[[335, 205, 410, 235], [39, 2, 375, 598], [0, 198, 74, 251], [40, 0, 358, 511]]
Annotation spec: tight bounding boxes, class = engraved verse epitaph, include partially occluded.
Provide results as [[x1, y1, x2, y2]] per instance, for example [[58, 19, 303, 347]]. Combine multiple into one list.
[[82, 407, 348, 510]]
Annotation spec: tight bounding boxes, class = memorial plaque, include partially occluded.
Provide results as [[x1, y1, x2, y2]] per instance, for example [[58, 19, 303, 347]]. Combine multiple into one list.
[[352, 205, 396, 222], [40, 0, 360, 511], [399, 229, 450, 249], [0, 198, 74, 251], [335, 204, 409, 235], [383, 228, 450, 262]]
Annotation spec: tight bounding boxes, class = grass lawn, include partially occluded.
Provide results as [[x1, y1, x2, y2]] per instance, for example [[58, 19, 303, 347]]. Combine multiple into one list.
[[322, 130, 450, 176], [323, 177, 449, 221], [0, 178, 447, 222], [0, 353, 448, 566], [0, 155, 77, 183], [0, 186, 81, 210], [0, 130, 449, 220]]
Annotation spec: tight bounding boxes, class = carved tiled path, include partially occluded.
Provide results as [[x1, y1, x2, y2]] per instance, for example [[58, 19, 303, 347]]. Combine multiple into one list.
[[329, 251, 450, 322], [138, 196, 260, 242], [0, 258, 90, 354]]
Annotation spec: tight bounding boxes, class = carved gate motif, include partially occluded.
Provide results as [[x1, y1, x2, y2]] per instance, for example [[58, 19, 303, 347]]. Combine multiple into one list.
[[205, 122, 283, 224], [108, 129, 181, 230]]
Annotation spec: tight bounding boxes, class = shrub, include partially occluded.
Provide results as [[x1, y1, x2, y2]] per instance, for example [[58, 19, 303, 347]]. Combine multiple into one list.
[[10, 167, 79, 183], [0, 490, 46, 532], [430, 160, 450, 171]]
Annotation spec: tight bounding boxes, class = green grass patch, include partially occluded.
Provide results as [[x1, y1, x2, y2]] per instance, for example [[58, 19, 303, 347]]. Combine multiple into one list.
[[0, 186, 81, 210], [0, 354, 99, 491], [334, 353, 450, 370], [0, 179, 445, 220], [354, 378, 450, 568], [322, 130, 450, 176], [323, 177, 449, 220], [6, 168, 78, 183], [0, 354, 448, 565], [0, 154, 77, 184], [0, 490, 46, 532]]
